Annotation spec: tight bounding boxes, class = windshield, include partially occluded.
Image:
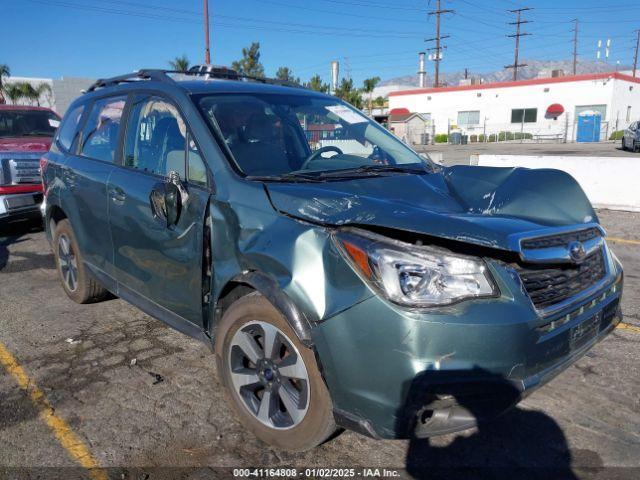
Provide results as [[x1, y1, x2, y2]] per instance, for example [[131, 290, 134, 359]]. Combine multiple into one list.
[[0, 109, 60, 138], [195, 93, 425, 177]]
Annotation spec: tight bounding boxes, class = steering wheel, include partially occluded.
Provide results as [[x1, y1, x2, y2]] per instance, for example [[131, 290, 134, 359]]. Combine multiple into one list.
[[300, 145, 343, 170]]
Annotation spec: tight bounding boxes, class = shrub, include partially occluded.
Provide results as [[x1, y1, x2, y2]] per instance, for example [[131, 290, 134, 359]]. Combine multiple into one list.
[[435, 133, 449, 143], [488, 134, 497, 142], [609, 130, 624, 140], [478, 134, 486, 142], [498, 131, 515, 141], [470, 134, 478, 143]]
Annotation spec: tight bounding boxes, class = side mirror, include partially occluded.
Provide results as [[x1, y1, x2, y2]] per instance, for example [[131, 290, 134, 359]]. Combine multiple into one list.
[[149, 171, 186, 228], [164, 181, 181, 227]]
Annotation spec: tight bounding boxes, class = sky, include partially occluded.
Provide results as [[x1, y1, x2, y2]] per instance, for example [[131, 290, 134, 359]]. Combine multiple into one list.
[[1, 0, 639, 86]]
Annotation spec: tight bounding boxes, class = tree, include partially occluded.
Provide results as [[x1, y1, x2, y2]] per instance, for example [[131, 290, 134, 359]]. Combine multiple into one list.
[[334, 78, 363, 109], [169, 55, 190, 73], [275, 66, 300, 85], [231, 42, 265, 78], [1, 81, 51, 106], [34, 83, 52, 106], [305, 74, 329, 93], [373, 96, 386, 108], [3, 83, 24, 104], [362, 76, 381, 113], [0, 63, 10, 104]]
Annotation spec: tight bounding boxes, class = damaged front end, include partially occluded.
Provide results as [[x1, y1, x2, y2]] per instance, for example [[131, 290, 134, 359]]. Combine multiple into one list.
[[219, 163, 622, 440], [252, 165, 621, 439]]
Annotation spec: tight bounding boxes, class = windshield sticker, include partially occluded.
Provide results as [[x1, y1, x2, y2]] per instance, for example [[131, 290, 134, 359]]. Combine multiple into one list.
[[325, 105, 368, 124], [48, 118, 61, 128]]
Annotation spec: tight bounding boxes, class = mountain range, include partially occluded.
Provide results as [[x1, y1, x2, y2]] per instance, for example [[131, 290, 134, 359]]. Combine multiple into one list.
[[378, 59, 633, 89]]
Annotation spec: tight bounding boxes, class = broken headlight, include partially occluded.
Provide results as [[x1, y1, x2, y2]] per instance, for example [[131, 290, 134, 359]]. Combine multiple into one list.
[[334, 229, 497, 307]]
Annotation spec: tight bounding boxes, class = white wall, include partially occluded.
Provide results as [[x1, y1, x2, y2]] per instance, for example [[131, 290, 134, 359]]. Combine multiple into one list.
[[389, 75, 640, 141]]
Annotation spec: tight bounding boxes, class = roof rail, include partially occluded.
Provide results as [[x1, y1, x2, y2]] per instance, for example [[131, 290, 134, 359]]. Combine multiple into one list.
[[85, 67, 306, 93], [86, 70, 174, 92]]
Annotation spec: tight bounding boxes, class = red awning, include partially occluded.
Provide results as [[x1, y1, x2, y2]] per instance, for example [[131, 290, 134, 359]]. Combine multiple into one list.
[[546, 103, 565, 117], [389, 107, 411, 116]]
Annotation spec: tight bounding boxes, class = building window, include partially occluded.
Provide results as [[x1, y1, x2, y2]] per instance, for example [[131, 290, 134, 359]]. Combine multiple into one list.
[[575, 104, 607, 119], [627, 106, 632, 122], [511, 108, 537, 124], [457, 110, 480, 125]]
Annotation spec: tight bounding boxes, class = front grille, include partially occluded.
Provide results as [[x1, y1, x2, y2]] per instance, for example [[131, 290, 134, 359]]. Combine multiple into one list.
[[515, 248, 606, 309], [521, 227, 601, 250], [0, 155, 42, 185]]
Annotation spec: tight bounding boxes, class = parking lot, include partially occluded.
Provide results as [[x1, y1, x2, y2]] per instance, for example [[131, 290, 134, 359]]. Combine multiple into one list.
[[1, 210, 639, 479]]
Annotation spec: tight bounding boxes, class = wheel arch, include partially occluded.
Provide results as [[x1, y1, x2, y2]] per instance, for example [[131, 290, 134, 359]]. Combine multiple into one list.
[[212, 272, 314, 347]]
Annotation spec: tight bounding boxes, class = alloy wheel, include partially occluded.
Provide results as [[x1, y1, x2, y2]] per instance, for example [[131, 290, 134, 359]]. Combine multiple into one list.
[[58, 234, 78, 292], [228, 320, 310, 430]]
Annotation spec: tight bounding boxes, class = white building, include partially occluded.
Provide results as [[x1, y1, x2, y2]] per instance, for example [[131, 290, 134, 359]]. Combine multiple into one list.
[[388, 72, 640, 142]]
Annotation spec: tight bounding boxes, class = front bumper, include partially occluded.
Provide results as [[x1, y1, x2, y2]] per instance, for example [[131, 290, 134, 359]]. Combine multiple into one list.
[[313, 257, 623, 440], [0, 192, 43, 220]]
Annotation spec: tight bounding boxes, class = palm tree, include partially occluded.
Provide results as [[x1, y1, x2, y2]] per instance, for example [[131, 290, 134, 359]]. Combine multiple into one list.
[[33, 83, 52, 106], [169, 55, 190, 73], [362, 76, 381, 114], [3, 83, 23, 104], [0, 63, 10, 104]]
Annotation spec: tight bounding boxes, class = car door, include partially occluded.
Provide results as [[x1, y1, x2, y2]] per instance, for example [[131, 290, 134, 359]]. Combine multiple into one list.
[[61, 95, 126, 282], [108, 94, 212, 329]]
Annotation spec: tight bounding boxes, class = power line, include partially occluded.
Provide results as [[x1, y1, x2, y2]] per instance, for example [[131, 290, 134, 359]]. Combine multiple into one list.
[[505, 7, 532, 81], [426, 0, 454, 88]]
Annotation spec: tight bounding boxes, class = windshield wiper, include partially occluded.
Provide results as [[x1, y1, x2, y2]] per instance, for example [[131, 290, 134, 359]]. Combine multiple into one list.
[[246, 172, 325, 183], [316, 164, 428, 178]]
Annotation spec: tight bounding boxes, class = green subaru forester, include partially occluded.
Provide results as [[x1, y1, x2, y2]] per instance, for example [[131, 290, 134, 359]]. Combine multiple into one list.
[[41, 68, 623, 450]]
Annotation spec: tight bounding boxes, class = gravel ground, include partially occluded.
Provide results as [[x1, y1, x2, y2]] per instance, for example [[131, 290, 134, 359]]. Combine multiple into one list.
[[0, 210, 638, 479]]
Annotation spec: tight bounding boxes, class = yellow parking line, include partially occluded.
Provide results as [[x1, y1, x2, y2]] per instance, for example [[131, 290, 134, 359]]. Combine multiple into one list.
[[0, 342, 107, 480], [617, 322, 640, 334], [608, 236, 640, 245]]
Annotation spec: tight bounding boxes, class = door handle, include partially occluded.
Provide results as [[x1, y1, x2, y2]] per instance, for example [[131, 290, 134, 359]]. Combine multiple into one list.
[[109, 186, 126, 204]]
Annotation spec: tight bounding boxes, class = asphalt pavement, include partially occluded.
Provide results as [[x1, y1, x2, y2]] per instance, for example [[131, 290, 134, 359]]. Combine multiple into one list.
[[0, 210, 639, 479]]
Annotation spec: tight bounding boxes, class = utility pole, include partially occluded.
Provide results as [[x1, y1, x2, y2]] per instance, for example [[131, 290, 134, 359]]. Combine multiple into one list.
[[505, 7, 532, 81], [426, 0, 454, 88], [204, 0, 211, 64], [572, 19, 579, 75], [633, 30, 640, 77]]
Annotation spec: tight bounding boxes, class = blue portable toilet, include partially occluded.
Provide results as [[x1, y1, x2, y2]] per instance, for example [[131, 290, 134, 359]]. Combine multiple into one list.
[[577, 110, 602, 143]]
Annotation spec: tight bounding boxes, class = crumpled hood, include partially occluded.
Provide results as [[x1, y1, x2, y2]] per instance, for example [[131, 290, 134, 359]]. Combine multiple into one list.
[[0, 136, 52, 152], [265, 165, 597, 251]]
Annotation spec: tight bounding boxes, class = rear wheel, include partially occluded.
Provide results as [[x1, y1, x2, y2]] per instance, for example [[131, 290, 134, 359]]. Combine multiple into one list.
[[215, 292, 336, 451], [53, 219, 109, 303], [621, 137, 626, 150]]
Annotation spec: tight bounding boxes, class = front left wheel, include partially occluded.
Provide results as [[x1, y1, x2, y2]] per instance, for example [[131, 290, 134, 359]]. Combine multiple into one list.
[[215, 292, 336, 451]]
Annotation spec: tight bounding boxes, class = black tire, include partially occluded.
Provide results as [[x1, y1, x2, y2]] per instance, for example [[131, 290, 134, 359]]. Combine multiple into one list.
[[53, 219, 109, 304], [621, 138, 626, 150], [215, 292, 336, 451]]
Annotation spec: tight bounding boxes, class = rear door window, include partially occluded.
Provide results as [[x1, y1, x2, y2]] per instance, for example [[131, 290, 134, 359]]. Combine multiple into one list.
[[81, 96, 126, 162]]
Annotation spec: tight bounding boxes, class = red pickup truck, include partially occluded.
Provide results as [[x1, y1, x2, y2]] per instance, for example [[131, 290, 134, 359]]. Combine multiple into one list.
[[0, 105, 60, 221]]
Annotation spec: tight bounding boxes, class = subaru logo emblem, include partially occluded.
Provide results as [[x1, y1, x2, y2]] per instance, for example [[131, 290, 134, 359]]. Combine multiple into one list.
[[568, 241, 587, 263]]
